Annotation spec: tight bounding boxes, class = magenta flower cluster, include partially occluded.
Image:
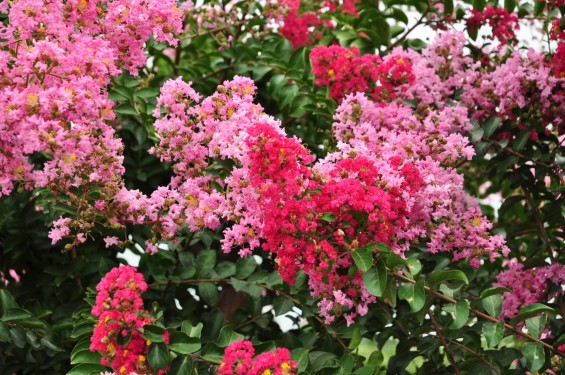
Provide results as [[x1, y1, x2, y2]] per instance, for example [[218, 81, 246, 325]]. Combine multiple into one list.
[[90, 265, 160, 375], [219, 340, 297, 375]]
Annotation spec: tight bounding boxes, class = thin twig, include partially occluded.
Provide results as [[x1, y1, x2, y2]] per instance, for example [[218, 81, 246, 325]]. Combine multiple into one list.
[[429, 311, 461, 375], [391, 271, 565, 357], [521, 183, 556, 263], [449, 340, 501, 374], [385, 3, 431, 53]]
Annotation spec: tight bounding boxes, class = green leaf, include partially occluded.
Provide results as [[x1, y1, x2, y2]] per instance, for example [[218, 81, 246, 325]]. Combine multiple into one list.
[[142, 324, 166, 343], [67, 363, 108, 375], [525, 315, 547, 339], [135, 88, 159, 99], [114, 103, 139, 116], [482, 295, 502, 318], [168, 331, 201, 354], [216, 325, 244, 347], [511, 303, 555, 324], [448, 300, 469, 330], [181, 321, 203, 338], [398, 278, 425, 313], [320, 212, 337, 222], [348, 327, 362, 349], [0, 290, 17, 315], [406, 258, 422, 276], [148, 342, 169, 370], [482, 322, 504, 348], [273, 297, 294, 316], [10, 326, 26, 348], [230, 278, 264, 299], [70, 349, 101, 365], [513, 130, 530, 151], [309, 351, 338, 372], [427, 270, 469, 288], [352, 247, 373, 272], [235, 256, 257, 279], [291, 348, 310, 373], [214, 261, 236, 278], [482, 116, 502, 137], [252, 66, 272, 81], [198, 282, 219, 305], [169, 355, 193, 375], [196, 249, 216, 278], [480, 287, 510, 299], [1, 307, 32, 321], [109, 87, 133, 101], [362, 260, 387, 297], [504, 0, 516, 11], [475, 142, 489, 159], [0, 321, 10, 341], [41, 331, 65, 352], [444, 0, 454, 14], [522, 342, 545, 372]]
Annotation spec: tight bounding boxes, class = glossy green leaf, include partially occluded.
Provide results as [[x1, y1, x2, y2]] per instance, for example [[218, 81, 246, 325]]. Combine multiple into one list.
[[168, 331, 201, 354], [448, 300, 469, 330], [512, 303, 555, 325], [352, 246, 373, 272], [482, 116, 502, 137], [482, 322, 504, 348], [363, 260, 387, 297], [217, 325, 244, 347], [427, 270, 468, 288], [525, 315, 547, 339], [482, 295, 502, 318], [522, 342, 545, 372], [169, 355, 193, 375], [148, 342, 169, 370], [320, 212, 337, 222]]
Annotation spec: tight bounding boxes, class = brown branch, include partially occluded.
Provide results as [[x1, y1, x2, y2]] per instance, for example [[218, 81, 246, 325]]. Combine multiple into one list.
[[391, 271, 564, 356], [385, 3, 430, 53], [521, 183, 556, 263], [180, 19, 250, 41], [449, 340, 501, 374], [429, 311, 461, 375]]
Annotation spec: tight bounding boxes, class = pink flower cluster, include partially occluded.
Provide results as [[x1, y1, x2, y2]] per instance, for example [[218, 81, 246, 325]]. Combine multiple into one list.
[[466, 5, 519, 45], [0, 0, 183, 245], [90, 266, 159, 375], [494, 261, 565, 319], [218, 340, 297, 375]]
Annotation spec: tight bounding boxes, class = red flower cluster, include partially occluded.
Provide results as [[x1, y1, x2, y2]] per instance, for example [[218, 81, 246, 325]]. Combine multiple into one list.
[[90, 266, 157, 375], [550, 19, 565, 78], [466, 5, 519, 45], [310, 45, 415, 102], [280, 0, 332, 49], [218, 340, 297, 375], [280, 0, 359, 49], [247, 123, 424, 322], [310, 45, 381, 101]]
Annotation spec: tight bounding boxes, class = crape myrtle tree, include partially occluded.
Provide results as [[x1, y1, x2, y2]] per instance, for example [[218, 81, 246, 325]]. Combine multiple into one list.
[[0, 0, 564, 373]]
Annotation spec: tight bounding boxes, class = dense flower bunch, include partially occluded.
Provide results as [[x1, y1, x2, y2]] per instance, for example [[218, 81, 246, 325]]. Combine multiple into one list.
[[310, 45, 381, 101], [90, 266, 158, 374], [279, 0, 359, 49], [494, 261, 565, 319], [123, 71, 505, 323], [0, 0, 183, 246], [466, 5, 519, 45], [312, 32, 565, 135], [551, 19, 565, 78], [218, 340, 297, 375]]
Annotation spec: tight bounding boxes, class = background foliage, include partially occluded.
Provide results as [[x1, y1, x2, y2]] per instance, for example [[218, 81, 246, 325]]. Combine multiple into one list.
[[1, 0, 564, 374]]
